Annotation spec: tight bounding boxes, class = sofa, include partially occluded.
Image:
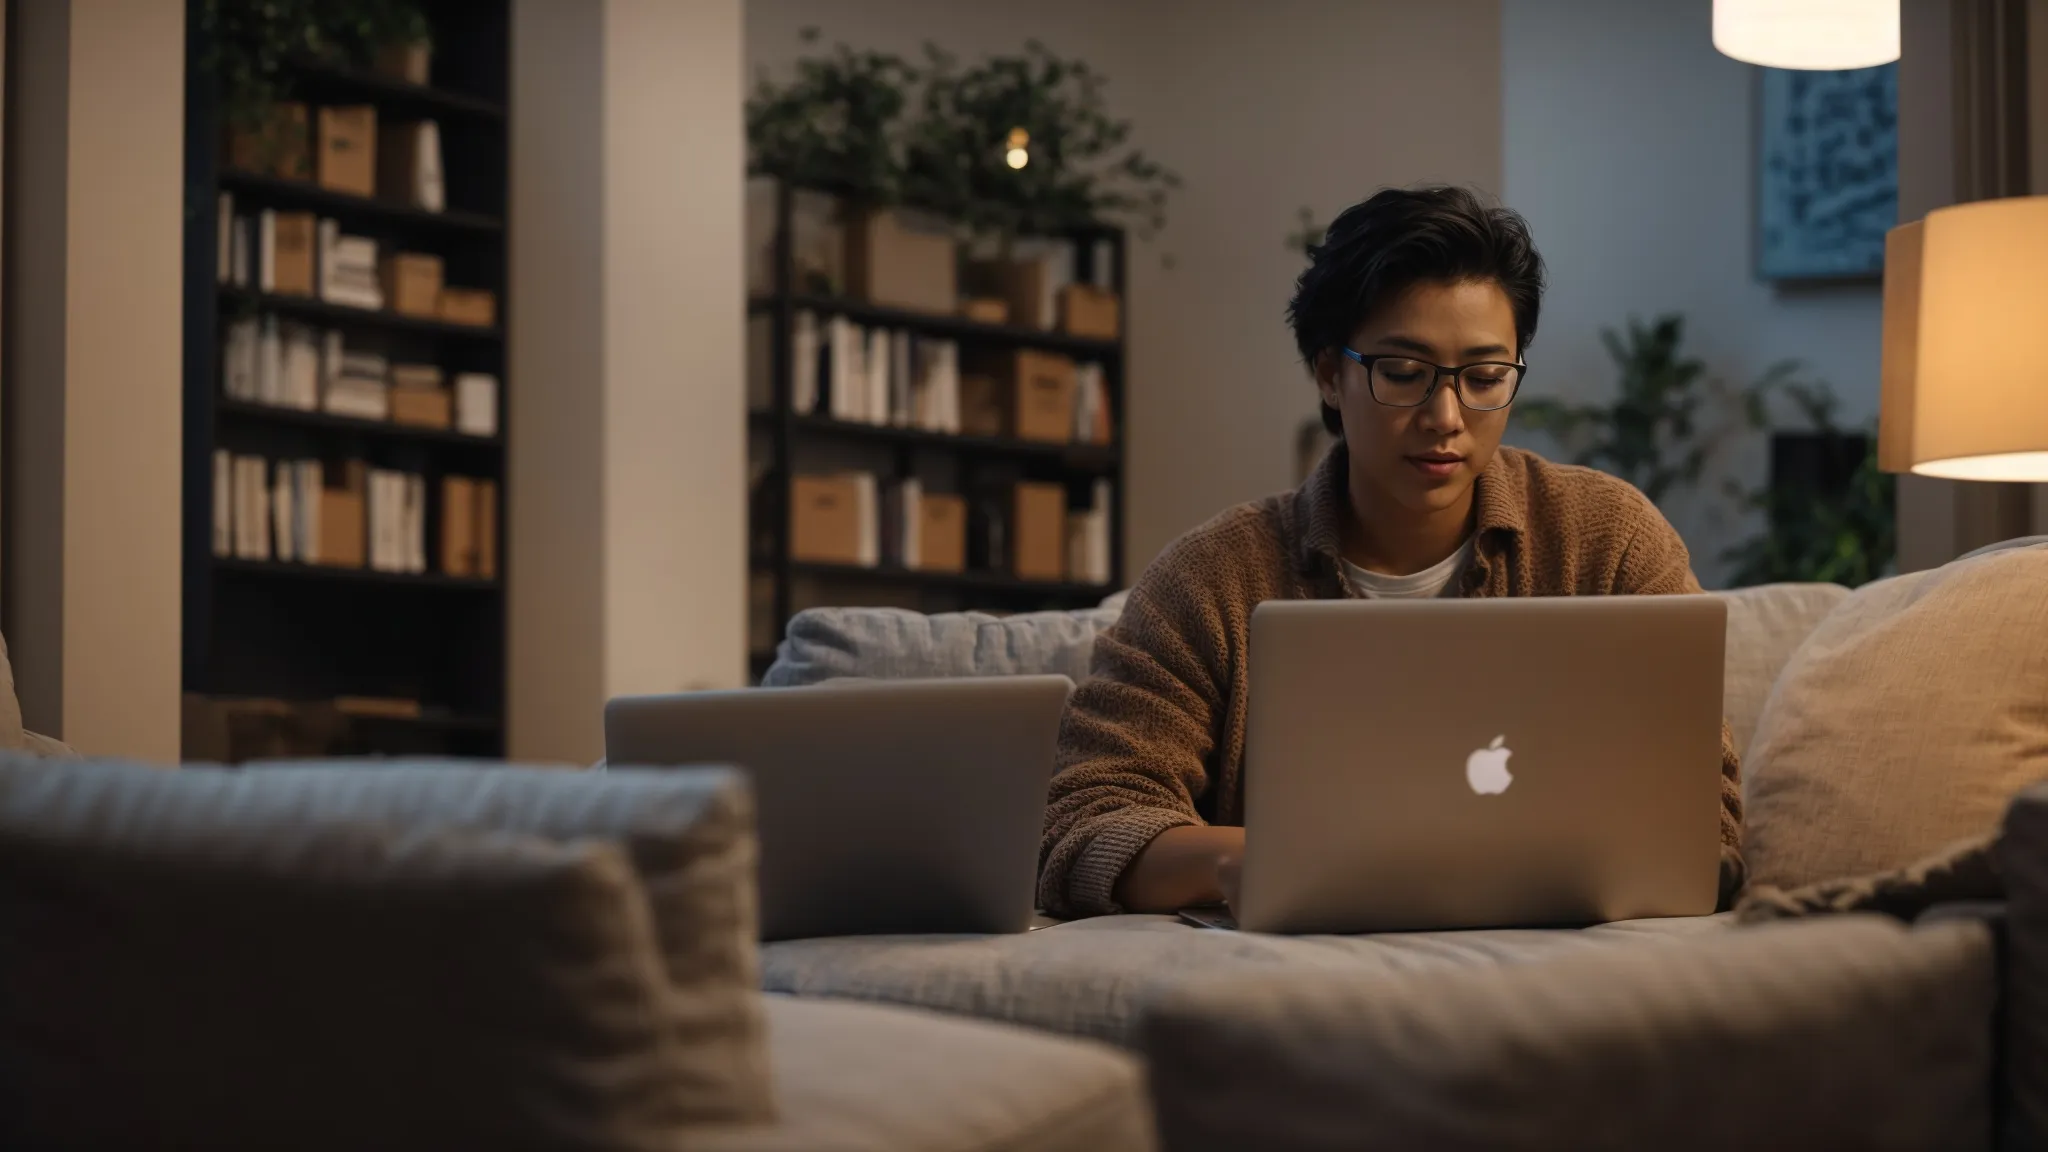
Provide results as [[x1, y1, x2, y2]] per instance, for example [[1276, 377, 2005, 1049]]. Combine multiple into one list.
[[0, 754, 1156, 1152], [759, 564, 2045, 1149], [757, 581, 1847, 1048]]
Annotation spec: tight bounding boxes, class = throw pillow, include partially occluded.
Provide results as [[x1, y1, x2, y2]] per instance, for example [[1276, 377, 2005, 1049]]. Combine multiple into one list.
[[764, 604, 1121, 686], [1712, 583, 1850, 760], [1742, 541, 2048, 892]]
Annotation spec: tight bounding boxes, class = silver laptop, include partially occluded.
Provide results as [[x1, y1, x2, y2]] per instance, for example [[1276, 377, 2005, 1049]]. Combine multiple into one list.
[[604, 675, 1072, 941], [1235, 596, 1725, 934]]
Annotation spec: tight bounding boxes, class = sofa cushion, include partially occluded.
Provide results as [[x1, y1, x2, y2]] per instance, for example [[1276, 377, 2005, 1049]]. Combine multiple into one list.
[[691, 996, 1154, 1152], [764, 604, 1122, 686], [1996, 782, 2048, 1147], [761, 912, 1729, 1047], [1742, 541, 2048, 891], [0, 755, 773, 1140], [0, 757, 754, 1151], [1712, 583, 1848, 760], [1140, 915, 1993, 1152]]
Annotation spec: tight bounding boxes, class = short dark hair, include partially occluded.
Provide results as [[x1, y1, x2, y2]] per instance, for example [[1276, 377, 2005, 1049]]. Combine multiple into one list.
[[1288, 185, 1546, 435]]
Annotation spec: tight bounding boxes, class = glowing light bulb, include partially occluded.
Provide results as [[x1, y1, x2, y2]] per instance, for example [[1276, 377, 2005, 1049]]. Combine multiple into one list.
[[1005, 147, 1029, 170]]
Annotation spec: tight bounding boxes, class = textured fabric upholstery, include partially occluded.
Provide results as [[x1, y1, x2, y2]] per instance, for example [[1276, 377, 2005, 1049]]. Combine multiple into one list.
[[0, 756, 773, 1149], [1712, 582, 1848, 759], [1998, 784, 2048, 1147], [691, 996, 1155, 1152], [763, 604, 1121, 687], [1142, 915, 1994, 1152], [1744, 541, 2048, 891], [762, 912, 1729, 1047]]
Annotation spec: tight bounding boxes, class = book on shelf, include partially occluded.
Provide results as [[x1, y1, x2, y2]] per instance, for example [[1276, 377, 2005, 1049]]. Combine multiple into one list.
[[1073, 362, 1114, 445], [217, 193, 234, 284], [454, 373, 499, 436], [212, 450, 233, 557], [378, 120, 445, 212], [783, 309, 961, 434], [1065, 478, 1114, 586], [317, 218, 384, 310], [217, 455, 333, 564], [272, 462, 296, 562]]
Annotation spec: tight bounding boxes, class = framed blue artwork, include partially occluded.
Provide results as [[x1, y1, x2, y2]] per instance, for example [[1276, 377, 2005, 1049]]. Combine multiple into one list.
[[1757, 63, 1898, 281]]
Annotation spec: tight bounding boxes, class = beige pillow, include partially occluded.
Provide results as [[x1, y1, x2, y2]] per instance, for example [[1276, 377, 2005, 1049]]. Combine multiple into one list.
[[1743, 543, 2048, 891], [1712, 583, 1850, 760]]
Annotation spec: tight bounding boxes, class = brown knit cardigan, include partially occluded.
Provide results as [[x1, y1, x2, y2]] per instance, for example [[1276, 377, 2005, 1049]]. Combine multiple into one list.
[[1038, 443, 1745, 918]]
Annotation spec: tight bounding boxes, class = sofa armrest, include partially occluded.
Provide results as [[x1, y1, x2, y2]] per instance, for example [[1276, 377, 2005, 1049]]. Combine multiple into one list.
[[1141, 916, 1994, 1152]]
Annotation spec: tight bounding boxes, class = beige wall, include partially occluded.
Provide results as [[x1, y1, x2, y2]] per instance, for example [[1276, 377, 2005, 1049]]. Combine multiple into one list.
[[747, 0, 1504, 572], [510, 0, 747, 763], [3, 0, 184, 759]]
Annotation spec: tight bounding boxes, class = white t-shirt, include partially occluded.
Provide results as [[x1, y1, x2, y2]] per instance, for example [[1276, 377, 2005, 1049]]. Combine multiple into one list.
[[1340, 537, 1473, 599]]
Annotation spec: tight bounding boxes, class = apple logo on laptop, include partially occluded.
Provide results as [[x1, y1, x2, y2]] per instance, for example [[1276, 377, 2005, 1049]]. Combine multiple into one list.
[[1465, 735, 1513, 795]]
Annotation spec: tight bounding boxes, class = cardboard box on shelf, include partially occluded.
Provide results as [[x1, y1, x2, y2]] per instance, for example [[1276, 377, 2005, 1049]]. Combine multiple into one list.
[[916, 494, 968, 573], [382, 252, 445, 317], [961, 298, 1010, 325], [271, 212, 317, 296], [317, 106, 378, 197], [227, 102, 311, 179], [390, 384, 452, 429], [438, 287, 497, 328], [1058, 284, 1121, 339], [317, 461, 367, 568], [1012, 482, 1067, 581], [475, 480, 499, 579], [1006, 350, 1079, 443], [790, 474, 865, 565], [441, 475, 477, 576], [846, 207, 958, 314]]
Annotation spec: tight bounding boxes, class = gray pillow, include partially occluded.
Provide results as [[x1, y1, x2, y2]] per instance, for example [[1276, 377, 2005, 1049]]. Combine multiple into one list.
[[0, 756, 774, 1148], [764, 604, 1121, 686]]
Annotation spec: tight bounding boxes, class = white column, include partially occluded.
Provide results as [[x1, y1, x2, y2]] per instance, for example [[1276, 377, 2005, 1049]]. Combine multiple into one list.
[[2, 0, 185, 759], [509, 0, 746, 763]]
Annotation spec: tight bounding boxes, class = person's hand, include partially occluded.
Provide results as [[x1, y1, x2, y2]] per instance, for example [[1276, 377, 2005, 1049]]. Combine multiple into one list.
[[1115, 824, 1246, 913]]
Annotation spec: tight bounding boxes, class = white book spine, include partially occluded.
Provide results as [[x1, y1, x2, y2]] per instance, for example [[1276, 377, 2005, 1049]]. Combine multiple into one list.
[[212, 450, 233, 557], [299, 460, 322, 565], [866, 328, 890, 424], [891, 332, 913, 427], [416, 121, 446, 212], [257, 316, 282, 406], [455, 373, 499, 437], [272, 461, 295, 562], [855, 473, 879, 568], [408, 474, 427, 574], [938, 342, 961, 435], [258, 209, 277, 293], [253, 458, 273, 560], [792, 311, 819, 415], [903, 477, 923, 569]]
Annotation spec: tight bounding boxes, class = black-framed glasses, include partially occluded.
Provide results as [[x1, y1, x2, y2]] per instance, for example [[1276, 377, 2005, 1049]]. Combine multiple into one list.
[[1339, 348, 1526, 411]]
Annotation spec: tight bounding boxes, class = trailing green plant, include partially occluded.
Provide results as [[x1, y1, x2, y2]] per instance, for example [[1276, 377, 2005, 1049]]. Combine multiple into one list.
[[201, 0, 430, 132], [900, 40, 1180, 240], [745, 27, 922, 204], [1514, 314, 1793, 505], [1720, 380, 1896, 587]]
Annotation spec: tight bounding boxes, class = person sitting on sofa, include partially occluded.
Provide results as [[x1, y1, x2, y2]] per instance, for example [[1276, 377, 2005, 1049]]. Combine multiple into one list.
[[1038, 184, 1743, 919]]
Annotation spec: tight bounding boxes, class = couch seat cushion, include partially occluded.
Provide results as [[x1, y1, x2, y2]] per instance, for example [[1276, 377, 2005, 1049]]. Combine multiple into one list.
[[1141, 915, 1992, 1152], [762, 913, 1730, 1047], [690, 995, 1154, 1152]]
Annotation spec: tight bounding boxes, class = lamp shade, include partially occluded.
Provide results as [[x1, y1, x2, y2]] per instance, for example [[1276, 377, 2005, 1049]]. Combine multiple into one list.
[[1713, 0, 1899, 70], [1880, 197, 2048, 482]]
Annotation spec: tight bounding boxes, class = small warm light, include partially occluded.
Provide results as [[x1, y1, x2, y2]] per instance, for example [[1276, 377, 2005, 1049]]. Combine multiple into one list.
[[1713, 0, 1898, 70], [1006, 127, 1029, 149], [1005, 147, 1029, 170], [1879, 196, 2048, 483]]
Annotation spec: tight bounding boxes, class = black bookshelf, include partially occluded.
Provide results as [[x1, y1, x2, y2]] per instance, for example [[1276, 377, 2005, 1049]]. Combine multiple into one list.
[[181, 2, 510, 761], [748, 181, 1128, 681]]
